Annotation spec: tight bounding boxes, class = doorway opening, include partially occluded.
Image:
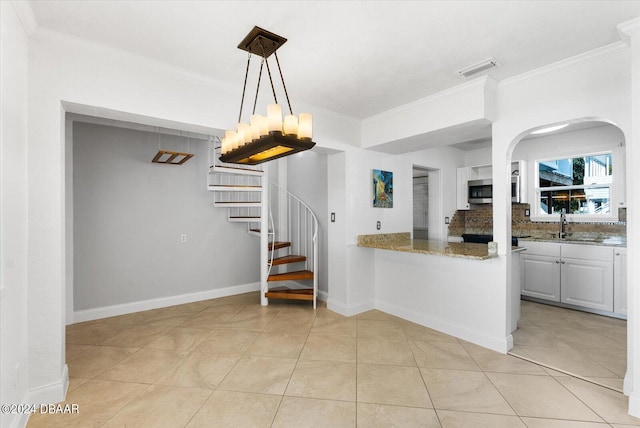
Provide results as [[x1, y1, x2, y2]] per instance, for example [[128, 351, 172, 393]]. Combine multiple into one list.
[[413, 166, 440, 240]]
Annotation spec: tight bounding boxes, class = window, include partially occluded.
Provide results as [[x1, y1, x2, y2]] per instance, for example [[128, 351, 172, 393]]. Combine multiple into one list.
[[535, 152, 613, 217]]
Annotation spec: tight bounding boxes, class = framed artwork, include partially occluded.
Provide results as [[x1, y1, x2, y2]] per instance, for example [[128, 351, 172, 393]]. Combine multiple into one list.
[[372, 169, 393, 208]]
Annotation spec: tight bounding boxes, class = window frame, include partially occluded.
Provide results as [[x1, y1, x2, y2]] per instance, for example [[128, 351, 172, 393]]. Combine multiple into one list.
[[531, 149, 619, 223]]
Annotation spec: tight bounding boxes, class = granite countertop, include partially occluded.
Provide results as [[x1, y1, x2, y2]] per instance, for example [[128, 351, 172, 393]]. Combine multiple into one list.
[[356, 232, 498, 260], [519, 236, 626, 248]]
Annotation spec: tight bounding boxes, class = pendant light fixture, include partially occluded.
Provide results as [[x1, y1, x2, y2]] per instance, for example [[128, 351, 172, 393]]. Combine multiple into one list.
[[219, 26, 315, 165]]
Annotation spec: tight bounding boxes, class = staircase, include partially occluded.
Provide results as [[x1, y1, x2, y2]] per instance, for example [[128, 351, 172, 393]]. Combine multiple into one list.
[[208, 141, 319, 308]]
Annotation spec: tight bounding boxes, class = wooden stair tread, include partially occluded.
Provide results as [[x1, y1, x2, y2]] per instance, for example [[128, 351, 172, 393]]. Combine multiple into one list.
[[268, 270, 314, 281], [270, 255, 307, 265], [269, 241, 291, 250], [265, 287, 314, 301]]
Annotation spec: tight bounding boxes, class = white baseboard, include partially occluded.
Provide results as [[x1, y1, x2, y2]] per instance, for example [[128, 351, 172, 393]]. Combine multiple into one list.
[[629, 391, 640, 418], [326, 297, 374, 317], [375, 299, 511, 353], [72, 282, 260, 324], [624, 370, 633, 396], [18, 365, 69, 428]]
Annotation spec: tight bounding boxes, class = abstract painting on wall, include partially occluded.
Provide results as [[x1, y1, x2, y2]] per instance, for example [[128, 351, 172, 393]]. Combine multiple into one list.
[[372, 169, 393, 208]]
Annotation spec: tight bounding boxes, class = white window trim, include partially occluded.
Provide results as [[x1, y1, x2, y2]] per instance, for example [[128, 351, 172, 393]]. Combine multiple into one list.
[[530, 149, 619, 223]]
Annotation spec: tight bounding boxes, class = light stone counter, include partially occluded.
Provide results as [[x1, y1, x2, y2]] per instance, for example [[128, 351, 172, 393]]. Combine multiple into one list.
[[356, 232, 497, 260]]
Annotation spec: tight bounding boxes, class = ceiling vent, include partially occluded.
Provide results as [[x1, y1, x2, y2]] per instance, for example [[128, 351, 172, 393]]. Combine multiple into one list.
[[456, 58, 499, 78]]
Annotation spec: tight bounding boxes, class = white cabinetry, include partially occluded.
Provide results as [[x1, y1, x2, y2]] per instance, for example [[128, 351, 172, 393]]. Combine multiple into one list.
[[520, 241, 618, 314], [614, 248, 627, 315], [456, 167, 470, 210], [521, 241, 561, 301], [560, 244, 613, 312]]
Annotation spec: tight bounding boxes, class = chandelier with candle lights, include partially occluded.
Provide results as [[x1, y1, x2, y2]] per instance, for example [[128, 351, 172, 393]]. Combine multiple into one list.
[[219, 26, 315, 165]]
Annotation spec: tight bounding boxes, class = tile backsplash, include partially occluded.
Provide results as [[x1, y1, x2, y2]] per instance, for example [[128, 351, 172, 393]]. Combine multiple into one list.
[[448, 204, 627, 240]]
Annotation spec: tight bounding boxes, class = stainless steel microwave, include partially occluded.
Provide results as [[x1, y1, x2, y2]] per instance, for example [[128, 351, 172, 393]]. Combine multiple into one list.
[[468, 176, 520, 204]]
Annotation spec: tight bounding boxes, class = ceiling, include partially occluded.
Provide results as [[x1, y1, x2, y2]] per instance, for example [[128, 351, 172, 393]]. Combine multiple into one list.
[[25, 1, 639, 122]]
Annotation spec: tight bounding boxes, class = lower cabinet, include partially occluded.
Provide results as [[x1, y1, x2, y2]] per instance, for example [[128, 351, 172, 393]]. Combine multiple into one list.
[[520, 241, 621, 315]]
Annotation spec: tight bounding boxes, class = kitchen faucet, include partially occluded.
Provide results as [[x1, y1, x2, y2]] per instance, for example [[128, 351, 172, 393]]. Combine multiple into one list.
[[559, 211, 567, 239]]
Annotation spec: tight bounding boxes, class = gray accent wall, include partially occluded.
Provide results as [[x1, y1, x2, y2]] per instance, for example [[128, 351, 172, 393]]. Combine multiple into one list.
[[72, 121, 260, 311]]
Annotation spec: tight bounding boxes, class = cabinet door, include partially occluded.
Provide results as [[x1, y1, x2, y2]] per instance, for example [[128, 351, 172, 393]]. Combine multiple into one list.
[[456, 167, 470, 210], [521, 254, 561, 302], [561, 257, 613, 312], [614, 248, 627, 315]]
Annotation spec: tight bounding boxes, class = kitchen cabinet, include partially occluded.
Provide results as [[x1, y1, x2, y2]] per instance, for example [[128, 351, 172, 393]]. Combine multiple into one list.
[[456, 167, 470, 210], [520, 242, 561, 302], [520, 241, 616, 314], [614, 248, 627, 315]]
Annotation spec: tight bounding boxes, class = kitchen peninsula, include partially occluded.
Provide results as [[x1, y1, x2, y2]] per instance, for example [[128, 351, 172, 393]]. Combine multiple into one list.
[[354, 232, 515, 353], [357, 232, 496, 259]]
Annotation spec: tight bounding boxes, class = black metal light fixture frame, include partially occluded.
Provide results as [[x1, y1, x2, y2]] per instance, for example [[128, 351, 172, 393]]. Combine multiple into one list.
[[219, 26, 315, 165]]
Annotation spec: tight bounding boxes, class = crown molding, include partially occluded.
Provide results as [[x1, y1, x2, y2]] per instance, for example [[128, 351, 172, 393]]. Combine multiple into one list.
[[499, 41, 628, 89], [11, 0, 38, 37], [363, 75, 493, 124], [618, 17, 640, 45]]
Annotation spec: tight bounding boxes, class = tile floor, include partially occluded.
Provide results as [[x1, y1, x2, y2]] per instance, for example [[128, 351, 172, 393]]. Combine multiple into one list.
[[28, 293, 639, 427], [511, 300, 628, 392]]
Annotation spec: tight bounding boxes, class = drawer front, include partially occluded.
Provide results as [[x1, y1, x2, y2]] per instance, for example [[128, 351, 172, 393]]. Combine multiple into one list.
[[561, 243, 613, 262], [519, 240, 560, 257]]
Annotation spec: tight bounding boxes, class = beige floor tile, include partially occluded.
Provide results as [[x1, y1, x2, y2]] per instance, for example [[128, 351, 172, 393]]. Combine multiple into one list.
[[421, 368, 515, 415], [461, 341, 546, 375], [195, 328, 259, 354], [357, 363, 432, 408], [400, 322, 458, 343], [299, 333, 357, 363], [101, 384, 211, 428], [178, 309, 242, 329], [357, 403, 440, 427], [97, 348, 185, 383], [26, 379, 148, 428], [65, 321, 125, 345], [221, 306, 279, 331], [186, 390, 281, 428], [311, 316, 357, 337], [100, 311, 153, 326], [155, 351, 239, 389], [585, 377, 624, 391], [102, 325, 170, 347], [486, 372, 603, 422], [356, 309, 402, 321], [357, 338, 416, 366], [144, 327, 212, 352], [514, 345, 618, 378], [66, 377, 90, 393], [520, 418, 610, 427], [513, 325, 565, 347], [409, 340, 480, 371], [552, 327, 625, 352], [67, 345, 139, 378], [142, 311, 192, 327], [65, 344, 91, 359], [272, 396, 356, 428], [285, 360, 356, 401], [357, 319, 407, 341], [162, 300, 216, 314], [556, 376, 640, 425], [246, 332, 308, 358], [578, 346, 627, 378], [218, 356, 297, 395], [436, 410, 526, 428], [265, 314, 315, 333]]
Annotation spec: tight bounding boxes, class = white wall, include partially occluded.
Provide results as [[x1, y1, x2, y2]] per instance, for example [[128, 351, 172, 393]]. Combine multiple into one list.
[[72, 122, 260, 316], [0, 3, 30, 427]]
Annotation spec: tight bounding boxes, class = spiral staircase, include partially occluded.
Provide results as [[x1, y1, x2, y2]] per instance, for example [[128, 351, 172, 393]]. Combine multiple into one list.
[[208, 142, 318, 308]]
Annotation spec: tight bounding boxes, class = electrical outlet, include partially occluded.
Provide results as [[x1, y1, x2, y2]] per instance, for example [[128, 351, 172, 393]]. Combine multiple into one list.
[[376, 221, 381, 230], [445, 217, 450, 224], [331, 212, 335, 222], [180, 234, 187, 243]]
